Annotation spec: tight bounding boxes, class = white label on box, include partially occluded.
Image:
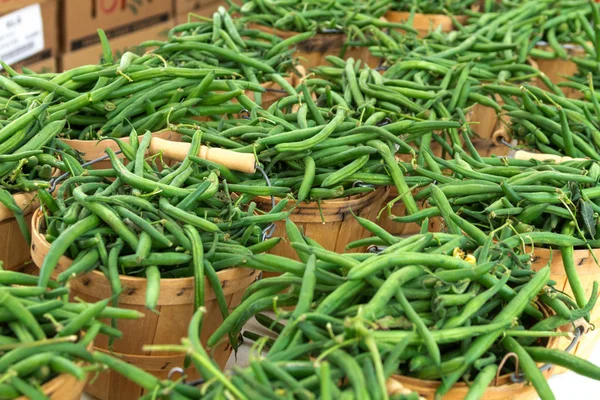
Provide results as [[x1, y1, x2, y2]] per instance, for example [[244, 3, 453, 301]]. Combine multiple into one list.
[[0, 4, 44, 67]]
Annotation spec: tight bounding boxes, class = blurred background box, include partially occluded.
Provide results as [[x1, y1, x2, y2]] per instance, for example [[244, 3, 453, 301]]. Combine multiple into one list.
[[0, 0, 58, 72], [174, 0, 225, 19], [62, 0, 172, 53], [60, 19, 173, 70]]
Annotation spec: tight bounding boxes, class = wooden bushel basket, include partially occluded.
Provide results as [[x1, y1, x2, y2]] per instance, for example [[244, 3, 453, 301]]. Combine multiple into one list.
[[0, 192, 38, 271], [527, 245, 600, 373], [253, 187, 389, 267], [384, 11, 467, 38], [30, 210, 258, 400], [248, 24, 378, 70], [59, 130, 182, 170]]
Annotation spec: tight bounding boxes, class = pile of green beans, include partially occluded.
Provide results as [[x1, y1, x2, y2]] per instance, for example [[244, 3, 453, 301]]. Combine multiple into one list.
[[464, 0, 596, 57], [0, 30, 262, 141], [516, 0, 600, 86], [310, 56, 487, 157], [0, 96, 68, 194], [231, 0, 417, 35], [36, 129, 286, 314], [170, 78, 458, 205], [0, 269, 143, 399], [369, 1, 546, 81], [394, 151, 600, 241], [137, 7, 306, 107], [346, 3, 548, 141], [390, 0, 480, 15], [481, 81, 600, 159], [312, 55, 511, 125], [0, 94, 71, 244], [393, 150, 600, 314], [145, 308, 422, 400], [461, 0, 600, 91], [201, 219, 598, 399]]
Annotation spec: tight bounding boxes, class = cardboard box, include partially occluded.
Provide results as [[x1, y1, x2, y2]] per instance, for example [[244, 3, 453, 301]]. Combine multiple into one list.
[[0, 0, 58, 70], [18, 55, 56, 73], [174, 0, 225, 18], [62, 0, 172, 52], [0, 0, 47, 13], [60, 19, 174, 70]]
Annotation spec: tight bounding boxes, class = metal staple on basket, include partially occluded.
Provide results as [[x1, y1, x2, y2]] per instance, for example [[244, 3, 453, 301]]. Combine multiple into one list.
[[167, 367, 185, 381], [255, 165, 277, 241], [499, 137, 516, 150]]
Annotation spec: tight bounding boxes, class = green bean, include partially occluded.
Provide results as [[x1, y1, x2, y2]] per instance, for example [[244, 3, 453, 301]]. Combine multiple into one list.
[[465, 364, 498, 400], [503, 336, 555, 400]]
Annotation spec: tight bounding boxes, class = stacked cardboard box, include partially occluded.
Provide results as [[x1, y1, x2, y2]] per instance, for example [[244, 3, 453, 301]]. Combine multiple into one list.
[[0, 0, 58, 72], [0, 0, 231, 73], [60, 0, 175, 70]]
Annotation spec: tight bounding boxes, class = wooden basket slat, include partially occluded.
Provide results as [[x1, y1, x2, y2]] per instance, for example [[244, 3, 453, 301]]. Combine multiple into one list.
[[254, 187, 388, 266]]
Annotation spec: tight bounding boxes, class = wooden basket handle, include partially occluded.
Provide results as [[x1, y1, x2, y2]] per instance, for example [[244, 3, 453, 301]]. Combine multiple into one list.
[[513, 150, 587, 164], [149, 136, 256, 174]]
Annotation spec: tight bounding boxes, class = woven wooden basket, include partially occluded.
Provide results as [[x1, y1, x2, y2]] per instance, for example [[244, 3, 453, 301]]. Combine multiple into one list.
[[30, 209, 258, 400]]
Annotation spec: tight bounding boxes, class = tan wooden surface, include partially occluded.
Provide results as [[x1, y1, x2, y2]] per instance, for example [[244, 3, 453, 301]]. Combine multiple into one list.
[[30, 210, 257, 399], [469, 93, 513, 141], [0, 191, 38, 222], [33, 369, 87, 400], [533, 44, 585, 99], [254, 187, 388, 267], [385, 11, 467, 37], [472, 137, 513, 158]]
